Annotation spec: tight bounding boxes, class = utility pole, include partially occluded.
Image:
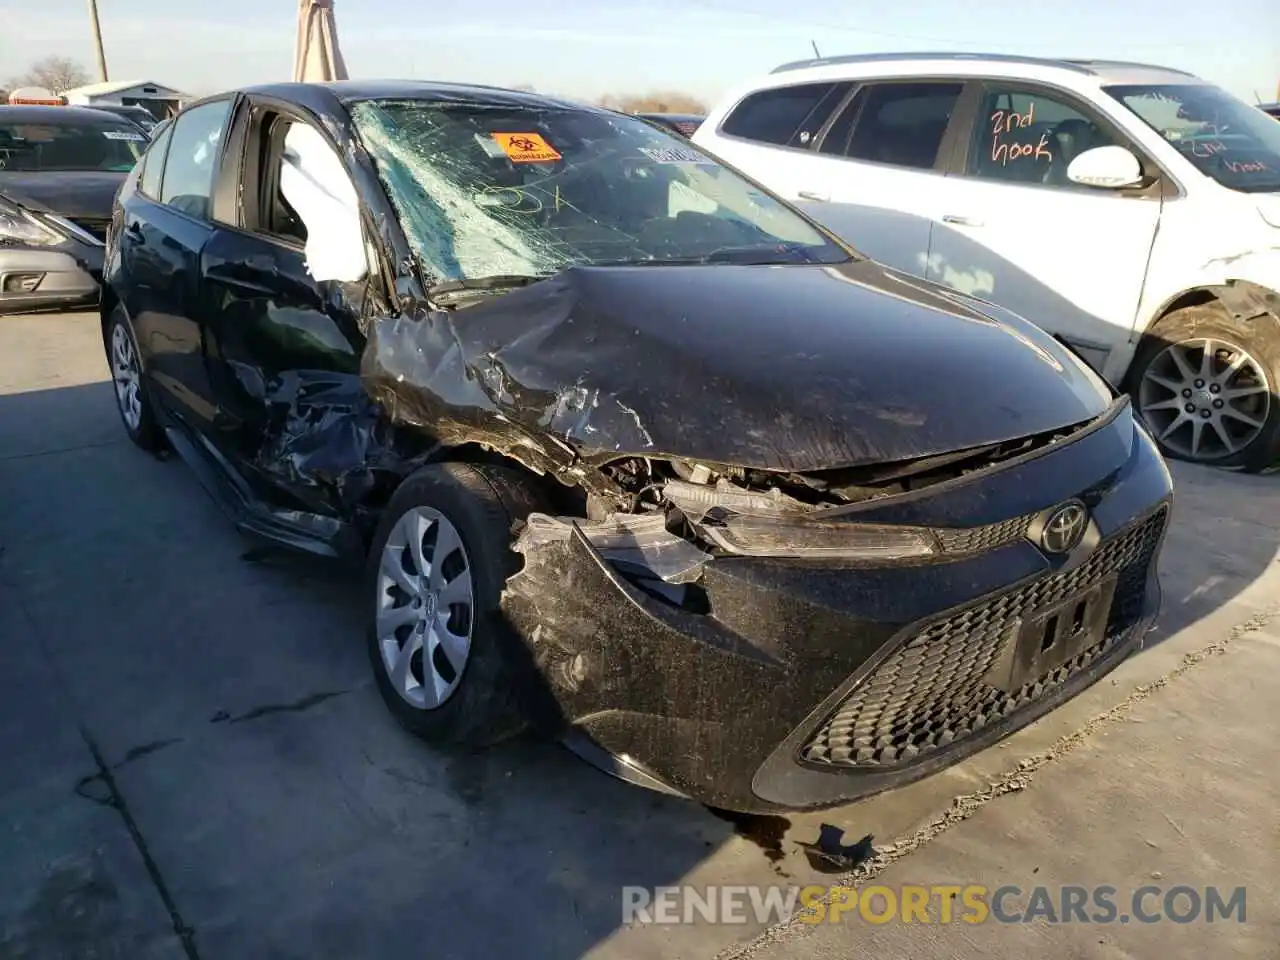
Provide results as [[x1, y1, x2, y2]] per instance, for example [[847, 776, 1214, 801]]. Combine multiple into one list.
[[86, 0, 109, 82]]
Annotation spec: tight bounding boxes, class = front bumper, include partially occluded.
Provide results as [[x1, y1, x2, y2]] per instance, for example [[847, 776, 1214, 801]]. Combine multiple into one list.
[[0, 244, 103, 314], [500, 400, 1173, 812]]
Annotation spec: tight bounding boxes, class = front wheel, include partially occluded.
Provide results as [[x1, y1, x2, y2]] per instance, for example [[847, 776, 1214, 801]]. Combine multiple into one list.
[[105, 305, 163, 451], [1130, 303, 1280, 472], [364, 462, 543, 748]]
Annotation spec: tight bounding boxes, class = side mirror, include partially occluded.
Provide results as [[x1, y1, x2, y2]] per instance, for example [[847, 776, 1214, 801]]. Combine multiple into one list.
[[1066, 145, 1144, 189]]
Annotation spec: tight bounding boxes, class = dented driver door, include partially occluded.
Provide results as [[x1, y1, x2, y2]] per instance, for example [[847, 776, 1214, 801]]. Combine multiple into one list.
[[197, 103, 368, 490]]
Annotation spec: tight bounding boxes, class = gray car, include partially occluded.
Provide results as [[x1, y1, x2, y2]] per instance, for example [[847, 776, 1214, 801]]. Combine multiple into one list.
[[0, 105, 146, 313]]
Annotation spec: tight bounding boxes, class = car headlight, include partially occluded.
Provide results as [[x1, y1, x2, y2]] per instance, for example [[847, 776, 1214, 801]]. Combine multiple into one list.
[[0, 200, 62, 246], [663, 478, 939, 559], [697, 512, 938, 559]]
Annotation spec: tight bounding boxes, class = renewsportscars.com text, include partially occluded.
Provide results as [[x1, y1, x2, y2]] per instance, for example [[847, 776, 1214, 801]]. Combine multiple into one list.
[[622, 884, 1247, 926]]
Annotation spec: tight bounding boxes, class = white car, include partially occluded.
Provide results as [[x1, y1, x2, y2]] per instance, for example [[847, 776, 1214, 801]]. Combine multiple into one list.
[[694, 54, 1280, 471]]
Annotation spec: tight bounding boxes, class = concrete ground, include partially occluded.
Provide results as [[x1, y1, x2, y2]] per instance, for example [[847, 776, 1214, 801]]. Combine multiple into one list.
[[0, 311, 1276, 960]]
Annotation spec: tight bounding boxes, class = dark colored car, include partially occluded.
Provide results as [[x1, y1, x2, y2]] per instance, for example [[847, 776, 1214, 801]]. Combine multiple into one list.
[[101, 81, 1173, 812], [636, 112, 704, 136], [1260, 102, 1280, 120], [87, 103, 160, 134], [0, 105, 146, 313]]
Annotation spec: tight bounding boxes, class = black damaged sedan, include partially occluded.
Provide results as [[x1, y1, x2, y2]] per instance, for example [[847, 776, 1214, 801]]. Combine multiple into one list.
[[101, 82, 1173, 812]]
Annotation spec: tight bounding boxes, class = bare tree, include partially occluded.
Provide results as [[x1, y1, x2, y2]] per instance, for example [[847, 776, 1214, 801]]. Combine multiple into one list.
[[7, 56, 92, 93], [597, 91, 709, 115]]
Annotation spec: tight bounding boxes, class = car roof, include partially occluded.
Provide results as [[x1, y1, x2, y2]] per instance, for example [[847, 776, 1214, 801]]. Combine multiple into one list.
[[234, 80, 598, 116], [763, 52, 1206, 88], [637, 112, 705, 122], [0, 104, 139, 124]]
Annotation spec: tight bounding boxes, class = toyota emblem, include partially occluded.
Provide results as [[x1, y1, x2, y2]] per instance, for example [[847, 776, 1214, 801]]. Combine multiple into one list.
[[1041, 502, 1088, 554]]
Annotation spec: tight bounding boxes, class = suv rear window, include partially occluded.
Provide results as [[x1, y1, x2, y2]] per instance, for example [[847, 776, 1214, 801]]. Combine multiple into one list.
[[846, 82, 964, 170], [720, 82, 847, 147], [0, 117, 146, 172]]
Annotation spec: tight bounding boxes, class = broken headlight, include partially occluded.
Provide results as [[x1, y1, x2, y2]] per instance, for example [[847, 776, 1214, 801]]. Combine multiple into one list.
[[663, 478, 937, 560], [698, 513, 937, 559]]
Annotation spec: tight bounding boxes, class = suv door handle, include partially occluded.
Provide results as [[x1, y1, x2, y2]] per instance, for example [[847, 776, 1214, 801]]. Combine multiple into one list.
[[797, 190, 829, 202], [942, 214, 983, 227]]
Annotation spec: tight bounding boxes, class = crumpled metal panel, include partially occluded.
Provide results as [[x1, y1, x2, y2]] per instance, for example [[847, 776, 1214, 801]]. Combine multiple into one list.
[[360, 259, 1116, 498], [250, 369, 433, 518]]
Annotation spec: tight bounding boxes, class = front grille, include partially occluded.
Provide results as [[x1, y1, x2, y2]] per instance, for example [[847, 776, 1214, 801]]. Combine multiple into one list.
[[70, 218, 110, 242], [802, 507, 1167, 769], [934, 513, 1034, 554]]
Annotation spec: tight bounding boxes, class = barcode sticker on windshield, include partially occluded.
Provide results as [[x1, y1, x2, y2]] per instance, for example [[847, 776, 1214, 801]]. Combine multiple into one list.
[[640, 146, 703, 164], [103, 130, 146, 141]]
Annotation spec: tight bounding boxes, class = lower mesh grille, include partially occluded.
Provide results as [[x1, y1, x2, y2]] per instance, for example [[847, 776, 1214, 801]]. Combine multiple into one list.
[[802, 507, 1167, 769]]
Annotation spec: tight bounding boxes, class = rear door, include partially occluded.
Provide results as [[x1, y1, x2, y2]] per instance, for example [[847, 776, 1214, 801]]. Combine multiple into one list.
[[120, 97, 234, 430], [197, 97, 371, 496], [787, 80, 969, 272], [923, 81, 1163, 375], [700, 80, 853, 203]]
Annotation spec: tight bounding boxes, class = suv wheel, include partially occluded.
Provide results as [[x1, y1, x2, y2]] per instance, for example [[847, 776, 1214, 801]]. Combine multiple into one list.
[[1131, 303, 1280, 472], [105, 305, 163, 451], [364, 462, 542, 748]]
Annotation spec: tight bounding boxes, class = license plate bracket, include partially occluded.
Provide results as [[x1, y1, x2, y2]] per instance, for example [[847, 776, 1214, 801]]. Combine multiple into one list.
[[987, 576, 1118, 693]]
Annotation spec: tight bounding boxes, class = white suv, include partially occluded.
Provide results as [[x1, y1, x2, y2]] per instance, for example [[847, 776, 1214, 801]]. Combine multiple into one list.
[[694, 54, 1280, 471]]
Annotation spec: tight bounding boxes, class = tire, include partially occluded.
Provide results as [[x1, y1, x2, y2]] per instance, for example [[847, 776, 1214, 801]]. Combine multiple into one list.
[[104, 305, 163, 452], [1129, 303, 1280, 473], [364, 461, 543, 749]]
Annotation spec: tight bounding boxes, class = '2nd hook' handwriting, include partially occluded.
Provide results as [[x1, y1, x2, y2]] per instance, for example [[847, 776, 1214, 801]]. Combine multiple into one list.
[[989, 104, 1053, 166]]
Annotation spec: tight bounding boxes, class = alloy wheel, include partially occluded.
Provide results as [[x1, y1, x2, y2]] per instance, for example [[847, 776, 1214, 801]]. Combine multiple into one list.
[[1137, 337, 1271, 461], [374, 506, 475, 709], [110, 322, 143, 432]]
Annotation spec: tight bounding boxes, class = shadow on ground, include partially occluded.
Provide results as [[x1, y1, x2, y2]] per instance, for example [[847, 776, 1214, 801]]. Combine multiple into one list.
[[0, 364, 1275, 959]]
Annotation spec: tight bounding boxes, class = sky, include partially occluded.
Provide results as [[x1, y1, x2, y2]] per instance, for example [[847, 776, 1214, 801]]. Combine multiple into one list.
[[2, 0, 1277, 104]]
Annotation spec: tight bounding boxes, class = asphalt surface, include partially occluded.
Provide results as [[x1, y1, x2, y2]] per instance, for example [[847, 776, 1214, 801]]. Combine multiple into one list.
[[0, 311, 1276, 960]]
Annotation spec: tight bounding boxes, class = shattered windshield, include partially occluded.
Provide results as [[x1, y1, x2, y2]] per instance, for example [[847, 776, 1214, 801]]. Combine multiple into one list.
[[350, 99, 848, 284], [1106, 83, 1280, 193]]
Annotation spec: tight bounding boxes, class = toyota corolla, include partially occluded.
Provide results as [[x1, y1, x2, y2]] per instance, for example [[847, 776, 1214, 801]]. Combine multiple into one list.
[[100, 81, 1173, 812]]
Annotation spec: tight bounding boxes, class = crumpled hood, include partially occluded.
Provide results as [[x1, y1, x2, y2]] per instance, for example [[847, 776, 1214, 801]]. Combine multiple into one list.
[[362, 258, 1113, 475], [0, 171, 125, 219]]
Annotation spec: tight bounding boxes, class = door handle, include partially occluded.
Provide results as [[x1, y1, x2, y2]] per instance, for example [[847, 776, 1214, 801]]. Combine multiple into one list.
[[797, 190, 830, 202], [941, 214, 983, 227], [123, 222, 144, 241]]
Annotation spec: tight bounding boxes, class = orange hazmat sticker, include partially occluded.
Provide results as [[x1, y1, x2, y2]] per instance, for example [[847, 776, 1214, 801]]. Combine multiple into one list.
[[491, 132, 562, 163]]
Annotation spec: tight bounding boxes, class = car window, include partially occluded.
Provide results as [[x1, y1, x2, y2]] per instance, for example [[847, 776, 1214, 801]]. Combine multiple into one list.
[[846, 82, 964, 170], [351, 99, 849, 285], [720, 82, 848, 147], [251, 114, 366, 283], [245, 115, 310, 244], [1106, 83, 1280, 193], [968, 86, 1122, 188], [159, 99, 232, 220], [138, 123, 174, 198], [0, 117, 146, 172], [816, 87, 867, 155]]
